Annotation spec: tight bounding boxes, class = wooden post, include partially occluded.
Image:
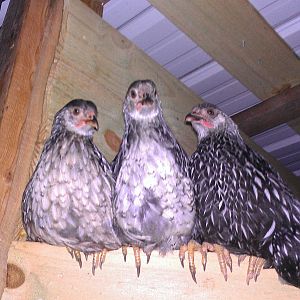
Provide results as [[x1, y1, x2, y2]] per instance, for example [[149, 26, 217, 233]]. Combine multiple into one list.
[[0, 0, 63, 297], [80, 0, 110, 16], [232, 85, 300, 137]]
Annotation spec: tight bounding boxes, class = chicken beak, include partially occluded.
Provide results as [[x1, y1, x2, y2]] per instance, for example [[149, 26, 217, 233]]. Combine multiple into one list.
[[142, 95, 154, 105], [185, 113, 202, 123], [85, 115, 99, 131]]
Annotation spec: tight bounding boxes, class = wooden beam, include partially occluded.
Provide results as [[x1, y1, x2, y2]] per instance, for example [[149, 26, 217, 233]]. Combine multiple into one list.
[[0, 0, 29, 295], [232, 85, 300, 137], [41, 0, 201, 163], [0, 0, 63, 297], [3, 242, 300, 299], [148, 0, 300, 100], [80, 0, 110, 16], [289, 117, 300, 133], [0, 0, 29, 122]]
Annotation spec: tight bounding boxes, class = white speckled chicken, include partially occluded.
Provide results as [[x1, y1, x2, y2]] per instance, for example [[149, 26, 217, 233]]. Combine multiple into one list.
[[22, 99, 121, 273], [112, 80, 195, 277]]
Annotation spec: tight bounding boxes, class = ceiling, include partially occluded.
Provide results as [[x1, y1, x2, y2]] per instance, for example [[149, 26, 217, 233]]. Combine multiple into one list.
[[103, 0, 300, 178], [0, 0, 299, 178], [0, 0, 9, 25]]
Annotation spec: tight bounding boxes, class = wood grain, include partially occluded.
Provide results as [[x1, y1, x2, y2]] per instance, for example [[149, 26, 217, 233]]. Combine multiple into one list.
[[148, 0, 300, 100], [0, 0, 63, 297], [43, 0, 201, 162], [3, 242, 300, 300], [289, 117, 300, 134], [232, 84, 300, 137], [80, 0, 110, 16], [104, 129, 122, 153], [0, 0, 29, 122]]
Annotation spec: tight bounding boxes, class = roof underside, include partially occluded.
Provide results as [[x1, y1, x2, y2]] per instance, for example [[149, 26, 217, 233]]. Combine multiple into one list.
[[0, 0, 299, 178], [103, 0, 300, 177]]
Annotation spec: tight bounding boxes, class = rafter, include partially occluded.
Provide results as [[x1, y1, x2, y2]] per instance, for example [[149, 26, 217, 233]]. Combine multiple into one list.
[[232, 85, 300, 137], [0, 0, 63, 297], [289, 117, 300, 133], [80, 0, 110, 16], [148, 0, 300, 100]]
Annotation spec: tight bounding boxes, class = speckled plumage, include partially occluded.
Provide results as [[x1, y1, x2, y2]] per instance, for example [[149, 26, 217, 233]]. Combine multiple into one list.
[[22, 99, 121, 254], [187, 103, 300, 287], [112, 80, 195, 256]]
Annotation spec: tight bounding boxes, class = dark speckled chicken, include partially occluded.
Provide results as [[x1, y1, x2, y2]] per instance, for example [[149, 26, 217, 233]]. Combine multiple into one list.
[[186, 103, 300, 287]]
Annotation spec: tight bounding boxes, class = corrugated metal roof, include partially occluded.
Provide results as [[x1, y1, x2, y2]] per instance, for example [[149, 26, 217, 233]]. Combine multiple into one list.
[[0, 0, 9, 26], [103, 0, 300, 178], [0, 0, 299, 177]]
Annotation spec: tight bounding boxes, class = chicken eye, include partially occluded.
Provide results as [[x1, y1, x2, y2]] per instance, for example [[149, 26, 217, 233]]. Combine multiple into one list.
[[130, 89, 137, 99], [207, 109, 215, 116], [73, 108, 80, 115]]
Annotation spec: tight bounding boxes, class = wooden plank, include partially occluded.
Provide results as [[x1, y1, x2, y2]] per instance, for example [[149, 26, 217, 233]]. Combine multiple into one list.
[[3, 242, 300, 299], [80, 0, 110, 16], [289, 118, 300, 134], [42, 0, 200, 163], [0, 0, 63, 297], [0, 0, 29, 122], [148, 0, 300, 100], [232, 85, 300, 137]]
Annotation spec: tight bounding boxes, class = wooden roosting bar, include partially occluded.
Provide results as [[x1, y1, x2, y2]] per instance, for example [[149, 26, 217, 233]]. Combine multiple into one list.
[[0, 0, 300, 299]]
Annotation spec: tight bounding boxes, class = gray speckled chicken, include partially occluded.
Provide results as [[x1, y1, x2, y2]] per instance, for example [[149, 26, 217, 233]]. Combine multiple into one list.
[[112, 80, 195, 276], [22, 99, 121, 273]]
